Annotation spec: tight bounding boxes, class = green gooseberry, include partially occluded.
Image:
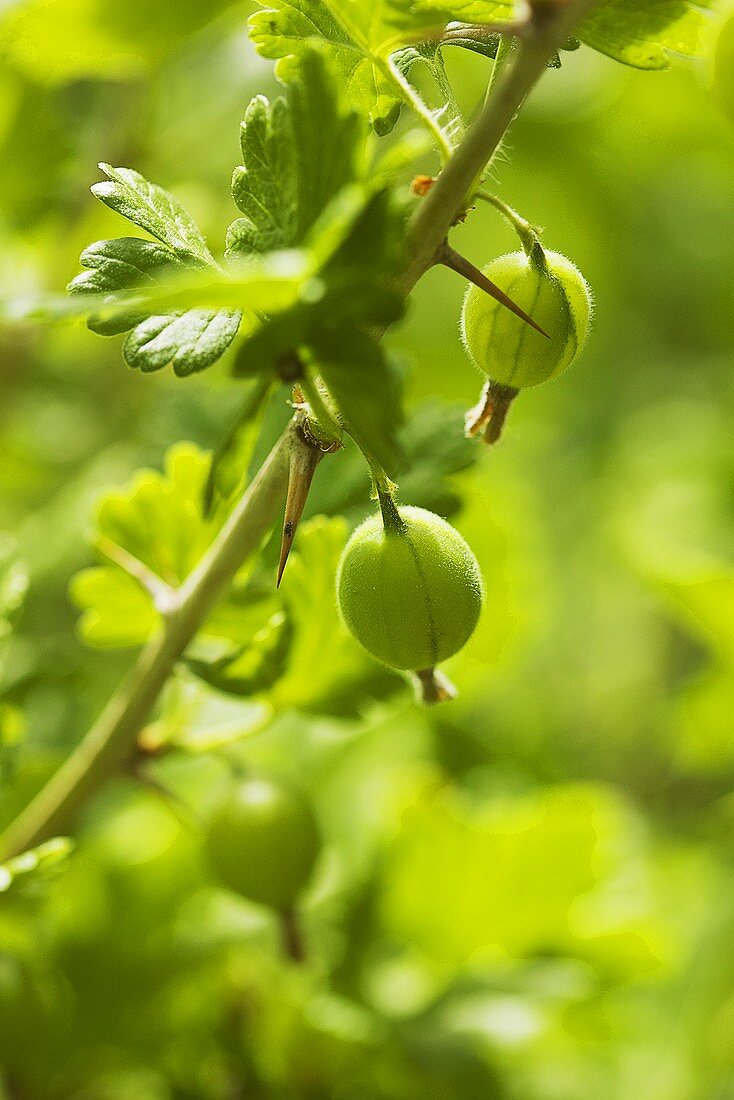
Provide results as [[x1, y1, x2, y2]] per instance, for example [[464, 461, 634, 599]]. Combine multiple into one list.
[[204, 774, 321, 911], [336, 504, 484, 677], [461, 249, 592, 388]]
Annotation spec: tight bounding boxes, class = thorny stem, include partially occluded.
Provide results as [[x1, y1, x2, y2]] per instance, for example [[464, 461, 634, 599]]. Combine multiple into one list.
[[276, 424, 326, 587], [0, 427, 293, 859], [0, 0, 600, 860], [400, 0, 601, 294]]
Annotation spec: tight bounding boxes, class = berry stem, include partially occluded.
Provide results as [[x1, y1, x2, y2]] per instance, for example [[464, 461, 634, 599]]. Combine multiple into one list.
[[279, 906, 307, 964], [377, 489, 407, 536], [475, 191, 540, 256]]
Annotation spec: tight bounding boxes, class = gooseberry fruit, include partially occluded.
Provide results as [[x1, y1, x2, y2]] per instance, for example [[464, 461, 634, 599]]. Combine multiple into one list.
[[336, 504, 484, 691], [461, 249, 592, 389], [204, 774, 321, 911]]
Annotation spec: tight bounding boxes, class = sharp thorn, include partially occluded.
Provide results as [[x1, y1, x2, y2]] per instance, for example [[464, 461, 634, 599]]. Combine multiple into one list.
[[439, 243, 550, 339], [276, 435, 324, 588]]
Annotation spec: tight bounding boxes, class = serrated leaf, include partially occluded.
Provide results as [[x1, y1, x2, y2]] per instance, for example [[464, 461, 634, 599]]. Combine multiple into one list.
[[248, 1, 403, 135], [248, 0, 487, 135], [579, 0, 711, 68], [122, 309, 242, 377], [231, 188, 406, 468], [227, 50, 364, 257], [70, 444, 225, 648], [92, 164, 215, 266], [412, 0, 709, 67], [68, 237, 179, 336], [70, 169, 244, 375], [228, 97, 298, 255]]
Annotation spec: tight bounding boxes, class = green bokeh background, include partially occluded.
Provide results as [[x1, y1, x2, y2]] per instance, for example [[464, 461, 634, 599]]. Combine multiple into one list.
[[2, 3, 734, 1097]]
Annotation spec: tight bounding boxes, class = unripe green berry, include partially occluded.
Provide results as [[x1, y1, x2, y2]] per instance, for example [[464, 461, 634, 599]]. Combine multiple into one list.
[[461, 249, 592, 388], [204, 775, 320, 910], [336, 505, 484, 673]]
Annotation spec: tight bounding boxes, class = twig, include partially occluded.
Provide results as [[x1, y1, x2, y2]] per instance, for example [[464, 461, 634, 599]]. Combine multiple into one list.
[[400, 0, 601, 294], [0, 425, 293, 858]]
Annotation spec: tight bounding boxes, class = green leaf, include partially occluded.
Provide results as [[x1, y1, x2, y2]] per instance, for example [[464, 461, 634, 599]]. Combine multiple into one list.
[[248, 1, 404, 135], [412, 0, 710, 67], [317, 329, 403, 475], [70, 565, 159, 649], [69, 169, 243, 375], [70, 443, 291, 658], [227, 50, 364, 257], [232, 186, 406, 468], [70, 444, 226, 648], [228, 97, 298, 255], [121, 309, 243, 376], [578, 0, 711, 69], [68, 237, 178, 336], [184, 611, 291, 697], [91, 164, 215, 266]]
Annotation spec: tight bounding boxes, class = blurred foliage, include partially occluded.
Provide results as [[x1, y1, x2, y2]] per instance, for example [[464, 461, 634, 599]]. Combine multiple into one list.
[[1, 1, 734, 1098]]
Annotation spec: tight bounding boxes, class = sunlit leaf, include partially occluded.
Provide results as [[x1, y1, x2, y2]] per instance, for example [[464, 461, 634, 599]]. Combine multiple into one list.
[[227, 50, 364, 256]]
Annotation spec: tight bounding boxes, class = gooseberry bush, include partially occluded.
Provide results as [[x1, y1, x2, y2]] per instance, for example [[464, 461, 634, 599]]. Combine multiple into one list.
[[0, 0, 715, 1019]]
